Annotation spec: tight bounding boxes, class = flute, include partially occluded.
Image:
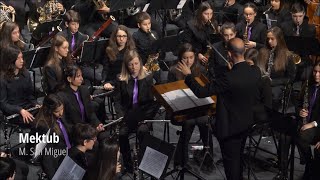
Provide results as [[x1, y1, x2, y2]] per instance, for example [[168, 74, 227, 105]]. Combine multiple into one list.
[[263, 6, 272, 14], [103, 117, 123, 128], [6, 106, 41, 120], [91, 90, 114, 98]]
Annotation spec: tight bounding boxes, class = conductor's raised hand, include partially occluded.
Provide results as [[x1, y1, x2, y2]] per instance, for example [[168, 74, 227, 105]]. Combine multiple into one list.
[[176, 61, 191, 76]]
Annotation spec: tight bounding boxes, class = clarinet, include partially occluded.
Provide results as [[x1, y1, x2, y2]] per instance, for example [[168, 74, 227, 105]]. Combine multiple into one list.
[[302, 80, 309, 125], [6, 106, 41, 120], [92, 85, 105, 90], [133, 144, 141, 180], [265, 48, 275, 80]]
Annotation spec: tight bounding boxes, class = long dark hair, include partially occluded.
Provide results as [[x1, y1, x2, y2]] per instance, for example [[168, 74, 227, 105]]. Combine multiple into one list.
[[194, 1, 215, 31], [34, 94, 64, 136], [0, 157, 16, 179], [95, 137, 119, 180], [0, 45, 25, 80], [64, 64, 82, 85], [309, 61, 320, 86], [0, 21, 24, 49], [106, 25, 136, 62], [257, 27, 289, 72]]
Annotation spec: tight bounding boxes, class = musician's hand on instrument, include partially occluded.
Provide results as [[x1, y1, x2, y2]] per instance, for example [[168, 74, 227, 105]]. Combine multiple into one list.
[[300, 122, 314, 131], [299, 109, 309, 118], [198, 53, 208, 64], [304, 0, 312, 4], [97, 6, 110, 14], [56, 3, 64, 12], [20, 109, 34, 124], [0, 152, 7, 157], [90, 95, 93, 100], [104, 83, 114, 90], [96, 123, 105, 132], [35, 104, 42, 108], [143, 66, 148, 71], [315, 141, 320, 149], [176, 61, 191, 76], [245, 41, 256, 49], [8, 6, 15, 14]]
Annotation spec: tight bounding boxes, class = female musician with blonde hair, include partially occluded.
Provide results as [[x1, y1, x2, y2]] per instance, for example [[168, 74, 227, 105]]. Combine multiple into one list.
[[102, 25, 136, 90], [43, 35, 73, 94], [0, 45, 39, 124], [114, 50, 159, 173]]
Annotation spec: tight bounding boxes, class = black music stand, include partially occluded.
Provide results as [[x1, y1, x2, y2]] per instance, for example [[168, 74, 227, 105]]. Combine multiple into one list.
[[79, 38, 108, 84], [215, 6, 239, 26], [23, 47, 50, 94], [139, 134, 175, 179], [285, 36, 320, 57], [31, 19, 63, 43], [148, 0, 181, 37], [109, 0, 135, 24]]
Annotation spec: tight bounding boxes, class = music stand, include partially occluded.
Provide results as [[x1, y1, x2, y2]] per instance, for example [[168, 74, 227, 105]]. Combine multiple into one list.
[[285, 36, 320, 57], [148, 0, 181, 37], [139, 134, 176, 179], [79, 39, 108, 83], [109, 0, 135, 24], [32, 19, 63, 42], [23, 47, 50, 94], [215, 7, 239, 26]]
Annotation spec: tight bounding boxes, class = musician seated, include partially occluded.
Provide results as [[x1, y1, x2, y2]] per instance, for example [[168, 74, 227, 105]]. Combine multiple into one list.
[[132, 12, 159, 65], [0, 22, 33, 52], [102, 25, 136, 90], [72, 0, 116, 38], [168, 43, 213, 169], [113, 50, 160, 173], [279, 3, 316, 37], [262, 0, 291, 29], [295, 61, 320, 180], [43, 35, 73, 94], [216, 0, 244, 25], [57, 65, 104, 132], [86, 135, 121, 180], [68, 123, 98, 173], [27, 0, 65, 42], [245, 48, 272, 123], [0, 156, 16, 180], [0, 45, 40, 125], [30, 94, 70, 179]]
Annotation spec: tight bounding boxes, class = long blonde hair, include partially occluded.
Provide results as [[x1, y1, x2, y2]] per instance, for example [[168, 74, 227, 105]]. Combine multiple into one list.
[[119, 50, 147, 83]]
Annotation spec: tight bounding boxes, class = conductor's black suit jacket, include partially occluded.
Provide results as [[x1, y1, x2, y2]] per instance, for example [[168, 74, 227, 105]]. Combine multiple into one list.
[[185, 61, 261, 140]]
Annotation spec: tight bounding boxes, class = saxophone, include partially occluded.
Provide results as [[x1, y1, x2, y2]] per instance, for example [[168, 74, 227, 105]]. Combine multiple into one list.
[[243, 20, 249, 43], [37, 0, 61, 24], [145, 30, 160, 73], [302, 80, 309, 125], [265, 48, 275, 80], [0, 2, 15, 29]]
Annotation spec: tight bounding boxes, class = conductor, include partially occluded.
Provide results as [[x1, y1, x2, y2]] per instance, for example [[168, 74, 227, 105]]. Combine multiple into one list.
[[177, 38, 261, 180]]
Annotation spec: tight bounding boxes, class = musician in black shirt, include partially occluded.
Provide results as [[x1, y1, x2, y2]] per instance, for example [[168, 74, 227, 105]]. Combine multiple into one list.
[[263, 0, 291, 29], [0, 45, 39, 124]]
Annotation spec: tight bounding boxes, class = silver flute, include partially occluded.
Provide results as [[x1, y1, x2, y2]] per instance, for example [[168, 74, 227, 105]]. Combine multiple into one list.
[[6, 106, 41, 120], [91, 90, 114, 98]]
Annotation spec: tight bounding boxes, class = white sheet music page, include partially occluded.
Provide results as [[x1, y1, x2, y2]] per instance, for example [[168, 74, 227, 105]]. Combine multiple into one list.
[[139, 146, 168, 179], [182, 89, 214, 106], [33, 129, 50, 159], [52, 156, 85, 180], [177, 0, 187, 9], [143, 3, 150, 12], [162, 89, 195, 111]]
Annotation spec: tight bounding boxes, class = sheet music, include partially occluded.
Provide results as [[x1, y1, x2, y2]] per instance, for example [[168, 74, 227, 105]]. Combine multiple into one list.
[[177, 0, 187, 9], [161, 89, 214, 111], [139, 146, 168, 179], [33, 129, 50, 159], [143, 3, 150, 12], [52, 156, 85, 180]]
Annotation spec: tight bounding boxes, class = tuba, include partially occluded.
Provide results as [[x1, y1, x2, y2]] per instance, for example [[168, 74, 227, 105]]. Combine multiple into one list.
[[0, 2, 15, 29], [145, 30, 160, 73]]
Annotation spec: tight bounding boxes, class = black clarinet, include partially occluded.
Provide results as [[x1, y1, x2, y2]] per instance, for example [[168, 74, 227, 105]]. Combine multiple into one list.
[[6, 106, 41, 120]]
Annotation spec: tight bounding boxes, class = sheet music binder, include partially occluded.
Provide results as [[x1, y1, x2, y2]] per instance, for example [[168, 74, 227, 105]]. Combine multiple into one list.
[[79, 38, 108, 64]]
